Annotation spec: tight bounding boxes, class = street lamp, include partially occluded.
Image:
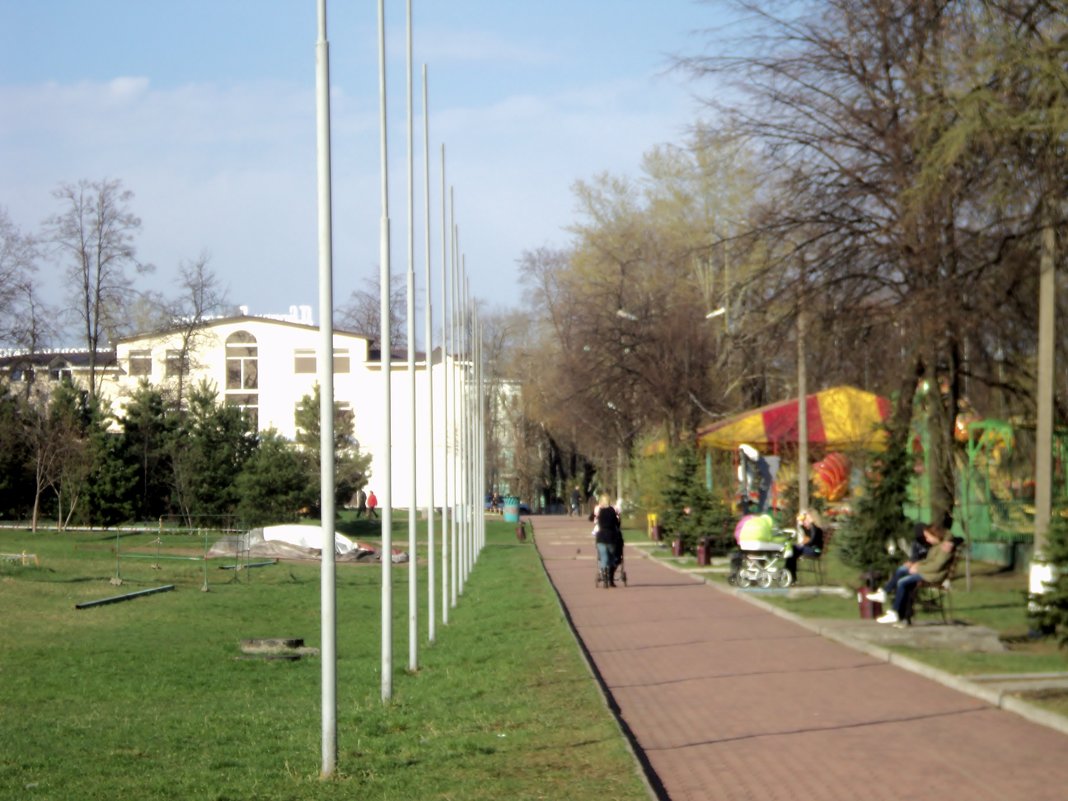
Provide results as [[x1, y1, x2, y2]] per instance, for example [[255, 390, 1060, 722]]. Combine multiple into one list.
[[705, 307, 726, 320]]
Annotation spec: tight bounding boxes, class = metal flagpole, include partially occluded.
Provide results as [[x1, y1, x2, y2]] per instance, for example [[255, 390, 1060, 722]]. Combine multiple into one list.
[[450, 199, 459, 608], [457, 258, 467, 596], [439, 146, 449, 626], [464, 272, 474, 580], [314, 0, 337, 775], [404, 0, 418, 674], [477, 317, 485, 558], [376, 0, 393, 702], [460, 274, 468, 587], [422, 64, 436, 644]]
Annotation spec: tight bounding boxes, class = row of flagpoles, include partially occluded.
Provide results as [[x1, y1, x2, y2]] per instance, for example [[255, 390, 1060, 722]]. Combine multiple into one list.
[[315, 0, 487, 776]]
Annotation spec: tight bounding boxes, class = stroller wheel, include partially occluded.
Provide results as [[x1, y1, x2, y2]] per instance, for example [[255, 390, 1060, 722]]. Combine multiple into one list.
[[736, 574, 752, 588], [776, 570, 793, 588], [757, 570, 773, 589]]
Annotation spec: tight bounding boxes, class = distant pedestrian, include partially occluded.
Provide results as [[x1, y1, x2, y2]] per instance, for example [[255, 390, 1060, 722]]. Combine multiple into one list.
[[367, 490, 379, 519], [570, 486, 581, 517], [354, 488, 367, 518]]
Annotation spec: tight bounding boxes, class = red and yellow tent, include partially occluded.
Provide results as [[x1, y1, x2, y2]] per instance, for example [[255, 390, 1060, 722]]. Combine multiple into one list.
[[696, 385, 891, 451]]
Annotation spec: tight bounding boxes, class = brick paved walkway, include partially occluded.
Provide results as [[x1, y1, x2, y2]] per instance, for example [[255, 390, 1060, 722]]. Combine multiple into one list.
[[533, 515, 1068, 801]]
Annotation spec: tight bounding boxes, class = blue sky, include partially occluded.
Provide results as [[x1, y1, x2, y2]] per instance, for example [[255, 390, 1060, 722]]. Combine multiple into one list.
[[1, 1, 726, 335]]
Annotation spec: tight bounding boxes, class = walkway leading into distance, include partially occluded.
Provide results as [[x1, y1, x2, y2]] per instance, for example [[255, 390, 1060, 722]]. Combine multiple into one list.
[[532, 514, 1068, 801]]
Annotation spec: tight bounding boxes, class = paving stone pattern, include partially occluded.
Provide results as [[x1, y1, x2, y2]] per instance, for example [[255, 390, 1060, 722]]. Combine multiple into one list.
[[533, 515, 1068, 801]]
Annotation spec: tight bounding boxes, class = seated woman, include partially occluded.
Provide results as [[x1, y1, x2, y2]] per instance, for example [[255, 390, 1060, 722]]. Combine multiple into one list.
[[785, 508, 825, 582], [868, 523, 955, 624]]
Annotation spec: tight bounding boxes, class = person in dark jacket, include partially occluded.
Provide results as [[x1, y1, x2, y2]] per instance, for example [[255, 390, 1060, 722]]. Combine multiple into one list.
[[785, 508, 825, 581], [592, 493, 622, 586]]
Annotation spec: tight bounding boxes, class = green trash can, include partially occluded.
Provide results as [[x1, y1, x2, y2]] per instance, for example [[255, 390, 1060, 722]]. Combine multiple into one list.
[[503, 496, 520, 522]]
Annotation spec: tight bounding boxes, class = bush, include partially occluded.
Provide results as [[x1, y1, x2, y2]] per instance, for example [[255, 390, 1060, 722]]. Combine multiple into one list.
[[835, 442, 910, 586], [1029, 504, 1068, 645], [658, 444, 733, 553]]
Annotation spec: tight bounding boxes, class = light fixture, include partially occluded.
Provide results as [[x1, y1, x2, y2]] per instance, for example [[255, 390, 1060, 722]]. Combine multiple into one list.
[[615, 308, 638, 321], [705, 307, 726, 319]]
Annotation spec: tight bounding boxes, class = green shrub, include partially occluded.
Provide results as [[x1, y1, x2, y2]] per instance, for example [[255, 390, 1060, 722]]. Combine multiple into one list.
[[1029, 504, 1068, 645], [835, 441, 910, 585], [659, 443, 733, 553]]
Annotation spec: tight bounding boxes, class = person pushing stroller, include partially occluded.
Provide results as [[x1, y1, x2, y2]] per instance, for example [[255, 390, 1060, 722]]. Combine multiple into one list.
[[591, 493, 624, 587]]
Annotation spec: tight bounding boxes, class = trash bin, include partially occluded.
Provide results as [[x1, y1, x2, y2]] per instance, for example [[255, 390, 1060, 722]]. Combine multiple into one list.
[[857, 586, 883, 619], [696, 537, 711, 566], [503, 496, 520, 523], [651, 525, 663, 542], [672, 538, 683, 557]]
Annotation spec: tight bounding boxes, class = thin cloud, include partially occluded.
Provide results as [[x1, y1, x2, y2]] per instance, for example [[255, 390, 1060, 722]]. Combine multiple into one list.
[[418, 28, 559, 66]]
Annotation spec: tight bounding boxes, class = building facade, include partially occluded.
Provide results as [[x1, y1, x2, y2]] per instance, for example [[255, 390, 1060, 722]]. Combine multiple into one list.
[[3, 313, 475, 511]]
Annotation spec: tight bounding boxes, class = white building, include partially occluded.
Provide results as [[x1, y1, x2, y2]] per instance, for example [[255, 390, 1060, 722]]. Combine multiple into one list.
[[3, 312, 474, 511]]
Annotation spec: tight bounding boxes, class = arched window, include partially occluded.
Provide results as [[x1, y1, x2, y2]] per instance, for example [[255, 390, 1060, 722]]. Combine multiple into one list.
[[225, 331, 258, 427]]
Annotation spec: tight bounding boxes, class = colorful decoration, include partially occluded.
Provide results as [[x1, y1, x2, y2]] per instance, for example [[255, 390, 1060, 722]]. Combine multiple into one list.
[[813, 452, 851, 501], [697, 385, 891, 451]]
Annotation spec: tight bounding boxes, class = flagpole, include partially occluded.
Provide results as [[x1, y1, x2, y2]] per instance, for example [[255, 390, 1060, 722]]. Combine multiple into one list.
[[450, 196, 459, 608], [376, 0, 394, 703], [422, 64, 436, 643], [404, 0, 418, 674], [440, 145, 450, 626], [313, 0, 337, 775]]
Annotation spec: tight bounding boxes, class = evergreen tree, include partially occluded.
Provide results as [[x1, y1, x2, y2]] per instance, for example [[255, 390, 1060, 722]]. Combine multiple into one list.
[[235, 429, 312, 527], [836, 442, 911, 584], [1029, 504, 1068, 646], [170, 382, 255, 526], [659, 443, 731, 553], [121, 381, 175, 520], [295, 385, 373, 515], [0, 382, 33, 518], [83, 411, 137, 526]]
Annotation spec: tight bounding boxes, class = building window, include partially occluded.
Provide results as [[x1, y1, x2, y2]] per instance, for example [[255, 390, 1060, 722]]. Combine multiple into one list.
[[225, 331, 258, 427], [333, 349, 350, 374], [294, 348, 350, 374], [129, 349, 152, 376], [225, 331, 258, 390], [48, 362, 72, 381], [225, 394, 259, 430], [165, 350, 190, 378], [294, 349, 316, 374]]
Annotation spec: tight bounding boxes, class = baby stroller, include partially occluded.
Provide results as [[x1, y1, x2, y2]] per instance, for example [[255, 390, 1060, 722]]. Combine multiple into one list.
[[595, 552, 627, 588], [729, 535, 794, 589]]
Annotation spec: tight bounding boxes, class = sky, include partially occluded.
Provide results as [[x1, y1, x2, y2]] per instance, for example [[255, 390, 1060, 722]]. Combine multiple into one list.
[[0, 0, 728, 340]]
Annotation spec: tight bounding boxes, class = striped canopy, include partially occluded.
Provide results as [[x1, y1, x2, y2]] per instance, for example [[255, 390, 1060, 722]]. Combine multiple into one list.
[[697, 386, 891, 451]]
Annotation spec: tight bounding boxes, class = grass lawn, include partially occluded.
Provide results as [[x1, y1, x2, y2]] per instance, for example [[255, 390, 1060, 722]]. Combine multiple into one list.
[[0, 518, 648, 801]]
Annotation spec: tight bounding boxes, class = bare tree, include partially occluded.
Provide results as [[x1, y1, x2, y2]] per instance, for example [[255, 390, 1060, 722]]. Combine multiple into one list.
[[0, 207, 52, 352], [27, 383, 90, 531], [162, 253, 233, 412], [336, 272, 407, 350], [45, 179, 152, 399]]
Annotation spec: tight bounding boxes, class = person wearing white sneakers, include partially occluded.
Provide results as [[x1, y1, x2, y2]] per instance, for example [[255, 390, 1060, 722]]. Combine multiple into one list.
[[870, 524, 955, 624]]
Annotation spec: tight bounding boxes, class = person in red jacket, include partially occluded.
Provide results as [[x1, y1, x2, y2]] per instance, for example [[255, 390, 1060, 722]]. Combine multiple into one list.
[[366, 490, 379, 519]]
